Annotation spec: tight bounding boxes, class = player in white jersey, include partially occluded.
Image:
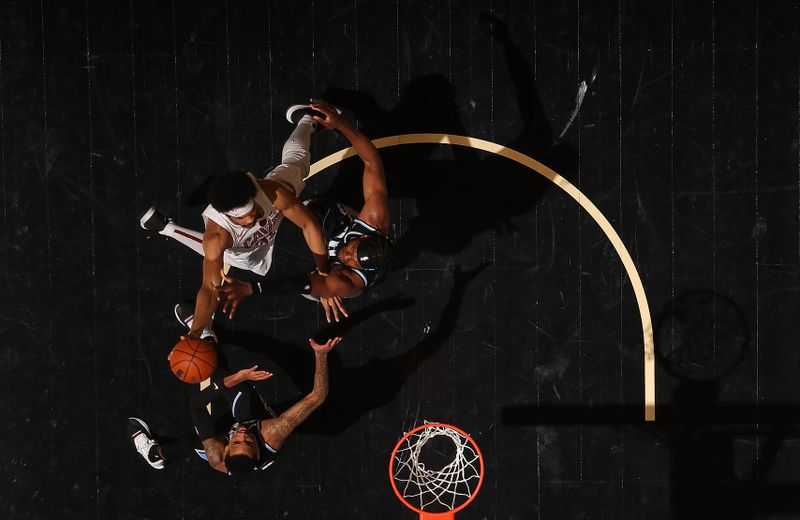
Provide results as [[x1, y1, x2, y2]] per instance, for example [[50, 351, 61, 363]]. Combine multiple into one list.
[[139, 106, 329, 341], [215, 102, 395, 323]]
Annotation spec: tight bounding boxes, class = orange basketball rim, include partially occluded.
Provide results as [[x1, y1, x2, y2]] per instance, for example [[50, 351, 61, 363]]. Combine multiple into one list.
[[389, 422, 485, 519]]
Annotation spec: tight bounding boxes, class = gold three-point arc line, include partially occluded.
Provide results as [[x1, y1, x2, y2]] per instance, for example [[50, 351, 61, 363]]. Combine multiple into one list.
[[307, 133, 656, 421]]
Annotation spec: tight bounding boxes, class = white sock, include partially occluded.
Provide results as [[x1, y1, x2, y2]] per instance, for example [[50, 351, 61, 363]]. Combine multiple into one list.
[[160, 222, 205, 256]]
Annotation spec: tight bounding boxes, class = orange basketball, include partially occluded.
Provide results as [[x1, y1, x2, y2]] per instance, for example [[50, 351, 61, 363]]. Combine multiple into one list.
[[169, 337, 217, 383]]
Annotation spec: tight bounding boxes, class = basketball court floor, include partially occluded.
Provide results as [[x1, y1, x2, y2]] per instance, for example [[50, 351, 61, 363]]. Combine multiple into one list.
[[3, 1, 799, 518]]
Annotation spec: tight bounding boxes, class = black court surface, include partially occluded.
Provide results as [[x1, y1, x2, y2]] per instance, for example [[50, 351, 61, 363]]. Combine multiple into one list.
[[2, 1, 799, 519]]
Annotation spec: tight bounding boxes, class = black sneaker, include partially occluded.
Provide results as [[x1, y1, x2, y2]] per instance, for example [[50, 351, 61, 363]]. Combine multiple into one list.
[[128, 417, 165, 470], [174, 303, 194, 330], [174, 303, 217, 343], [139, 207, 170, 232]]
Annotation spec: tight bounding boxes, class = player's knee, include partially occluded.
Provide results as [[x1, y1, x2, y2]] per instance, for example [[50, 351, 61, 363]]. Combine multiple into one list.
[[281, 146, 309, 166]]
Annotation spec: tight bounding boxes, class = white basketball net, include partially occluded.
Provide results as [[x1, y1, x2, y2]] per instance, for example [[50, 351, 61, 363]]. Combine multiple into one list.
[[392, 424, 482, 512]]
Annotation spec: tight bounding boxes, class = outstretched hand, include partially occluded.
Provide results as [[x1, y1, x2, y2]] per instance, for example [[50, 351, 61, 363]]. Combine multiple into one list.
[[235, 365, 273, 382], [311, 102, 346, 130], [320, 296, 349, 323], [309, 336, 342, 354], [216, 270, 253, 319]]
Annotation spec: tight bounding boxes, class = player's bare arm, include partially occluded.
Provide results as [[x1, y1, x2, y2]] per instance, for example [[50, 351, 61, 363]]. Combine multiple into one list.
[[222, 365, 273, 387], [200, 436, 228, 473], [188, 223, 231, 338], [308, 268, 363, 297], [259, 337, 340, 449], [261, 179, 329, 275], [307, 268, 363, 323], [311, 102, 389, 233]]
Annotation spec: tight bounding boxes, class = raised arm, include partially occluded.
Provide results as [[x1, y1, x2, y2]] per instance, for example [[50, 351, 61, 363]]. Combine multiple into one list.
[[259, 337, 341, 450], [311, 102, 389, 233], [187, 382, 229, 473], [187, 224, 231, 339], [268, 182, 330, 274]]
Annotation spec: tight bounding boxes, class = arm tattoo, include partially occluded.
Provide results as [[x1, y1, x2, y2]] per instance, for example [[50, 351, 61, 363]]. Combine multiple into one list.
[[310, 352, 329, 402], [285, 353, 329, 430], [201, 437, 226, 469], [266, 352, 330, 444]]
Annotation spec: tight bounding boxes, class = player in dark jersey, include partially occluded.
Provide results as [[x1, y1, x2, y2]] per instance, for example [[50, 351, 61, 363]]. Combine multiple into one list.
[[128, 336, 340, 475], [304, 198, 394, 291], [217, 102, 394, 323]]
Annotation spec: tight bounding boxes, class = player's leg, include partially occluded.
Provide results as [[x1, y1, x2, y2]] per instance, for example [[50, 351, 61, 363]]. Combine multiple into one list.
[[158, 433, 207, 465], [266, 103, 342, 195], [140, 207, 205, 256], [128, 416, 207, 469], [263, 114, 316, 197], [128, 417, 166, 470], [174, 302, 217, 343]]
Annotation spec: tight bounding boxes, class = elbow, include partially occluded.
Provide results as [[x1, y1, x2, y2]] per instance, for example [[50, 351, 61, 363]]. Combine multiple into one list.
[[307, 389, 328, 407], [344, 283, 365, 299]]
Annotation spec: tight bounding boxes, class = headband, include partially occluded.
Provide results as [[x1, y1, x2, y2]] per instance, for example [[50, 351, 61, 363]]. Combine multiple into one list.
[[224, 198, 255, 218]]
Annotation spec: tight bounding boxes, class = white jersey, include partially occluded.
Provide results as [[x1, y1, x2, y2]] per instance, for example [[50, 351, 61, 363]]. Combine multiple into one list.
[[202, 173, 284, 276]]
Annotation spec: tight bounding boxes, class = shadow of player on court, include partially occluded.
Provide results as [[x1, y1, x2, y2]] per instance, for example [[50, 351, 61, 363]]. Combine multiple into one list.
[[220, 263, 487, 436], [315, 14, 580, 267], [501, 290, 800, 519]]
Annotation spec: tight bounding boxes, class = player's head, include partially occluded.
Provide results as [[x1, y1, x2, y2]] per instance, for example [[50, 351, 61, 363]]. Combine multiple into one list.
[[337, 234, 395, 274], [208, 171, 259, 226], [224, 427, 259, 475]]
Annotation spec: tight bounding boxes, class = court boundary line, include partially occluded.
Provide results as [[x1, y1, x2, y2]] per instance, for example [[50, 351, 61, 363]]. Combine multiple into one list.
[[307, 133, 655, 421]]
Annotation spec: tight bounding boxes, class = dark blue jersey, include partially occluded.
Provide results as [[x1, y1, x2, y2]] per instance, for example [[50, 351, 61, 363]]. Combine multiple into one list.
[[189, 377, 278, 473], [306, 199, 391, 288]]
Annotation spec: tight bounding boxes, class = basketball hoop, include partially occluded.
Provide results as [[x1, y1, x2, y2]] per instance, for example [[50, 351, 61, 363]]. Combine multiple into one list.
[[389, 422, 484, 519]]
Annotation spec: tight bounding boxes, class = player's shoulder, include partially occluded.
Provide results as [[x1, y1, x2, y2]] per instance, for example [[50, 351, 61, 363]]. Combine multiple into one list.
[[356, 209, 389, 235], [257, 178, 282, 197], [261, 179, 302, 211], [204, 218, 226, 236], [203, 221, 232, 250]]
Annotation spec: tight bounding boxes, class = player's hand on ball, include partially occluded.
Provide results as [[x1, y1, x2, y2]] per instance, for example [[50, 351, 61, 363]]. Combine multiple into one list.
[[172, 332, 201, 359]]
